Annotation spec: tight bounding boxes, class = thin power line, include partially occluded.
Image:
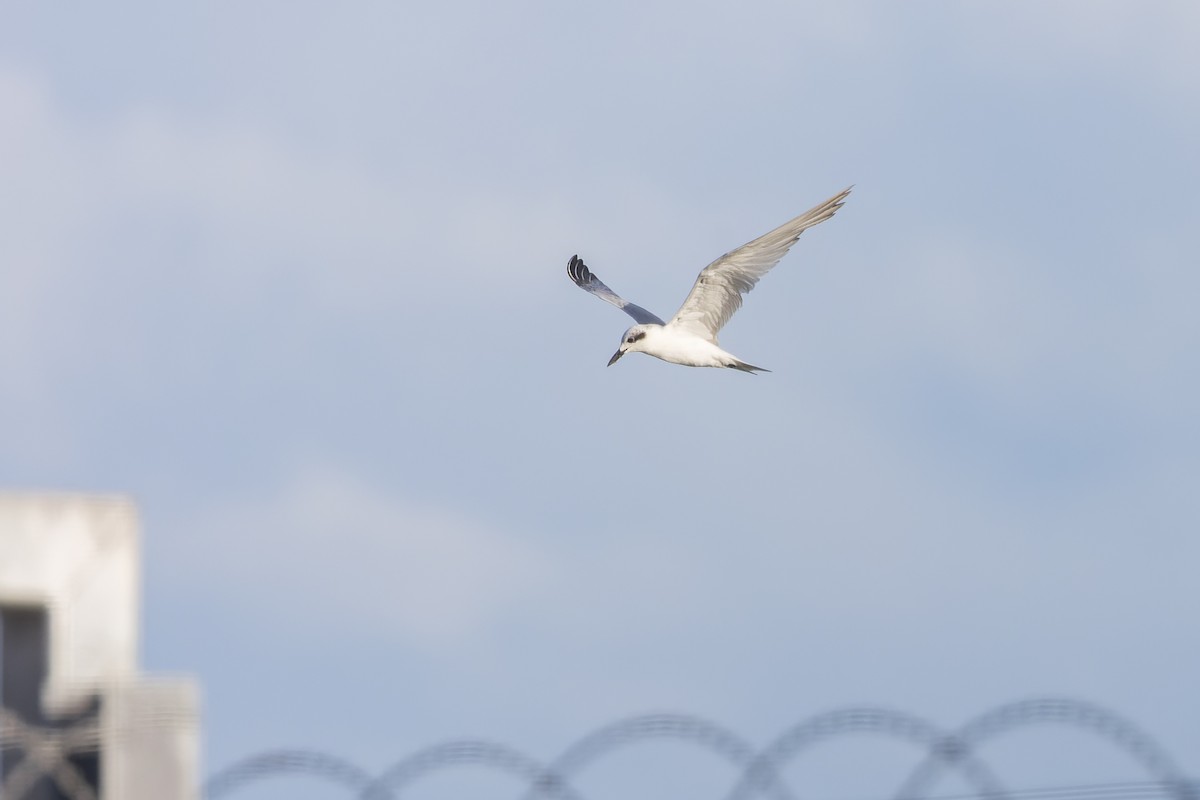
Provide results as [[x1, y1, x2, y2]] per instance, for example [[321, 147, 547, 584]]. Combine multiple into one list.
[[892, 780, 1200, 800]]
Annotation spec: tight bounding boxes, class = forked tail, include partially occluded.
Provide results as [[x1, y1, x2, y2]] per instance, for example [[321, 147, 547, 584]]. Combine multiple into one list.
[[728, 359, 771, 374]]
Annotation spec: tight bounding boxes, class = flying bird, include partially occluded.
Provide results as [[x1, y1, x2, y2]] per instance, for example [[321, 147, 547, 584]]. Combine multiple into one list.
[[566, 186, 851, 373]]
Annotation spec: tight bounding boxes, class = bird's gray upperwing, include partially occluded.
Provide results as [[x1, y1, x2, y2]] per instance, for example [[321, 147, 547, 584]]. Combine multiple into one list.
[[666, 186, 852, 342], [567, 255, 666, 325]]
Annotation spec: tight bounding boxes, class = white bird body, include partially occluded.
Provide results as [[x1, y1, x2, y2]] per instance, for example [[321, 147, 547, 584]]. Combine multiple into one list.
[[567, 187, 850, 373], [619, 324, 744, 369]]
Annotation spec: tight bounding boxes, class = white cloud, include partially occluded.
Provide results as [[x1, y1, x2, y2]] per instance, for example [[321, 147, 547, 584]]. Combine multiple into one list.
[[0, 63, 591, 322], [0, 63, 608, 465], [170, 465, 554, 648]]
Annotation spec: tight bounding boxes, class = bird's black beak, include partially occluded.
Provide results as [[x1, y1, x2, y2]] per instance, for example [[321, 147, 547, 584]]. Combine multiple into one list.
[[607, 349, 624, 367]]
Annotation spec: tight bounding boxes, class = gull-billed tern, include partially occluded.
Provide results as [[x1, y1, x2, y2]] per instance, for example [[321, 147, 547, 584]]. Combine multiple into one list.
[[567, 187, 851, 373]]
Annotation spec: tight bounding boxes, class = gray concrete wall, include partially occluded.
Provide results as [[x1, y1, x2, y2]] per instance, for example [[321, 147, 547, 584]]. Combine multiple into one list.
[[0, 493, 199, 800]]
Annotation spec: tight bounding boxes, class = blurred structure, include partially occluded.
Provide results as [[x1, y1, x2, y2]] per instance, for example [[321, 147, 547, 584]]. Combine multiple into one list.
[[0, 493, 199, 800], [204, 700, 1198, 800]]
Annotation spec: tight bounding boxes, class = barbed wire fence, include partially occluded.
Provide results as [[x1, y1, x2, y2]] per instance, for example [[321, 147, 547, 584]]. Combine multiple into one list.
[[202, 697, 1200, 800], [2, 697, 1196, 800]]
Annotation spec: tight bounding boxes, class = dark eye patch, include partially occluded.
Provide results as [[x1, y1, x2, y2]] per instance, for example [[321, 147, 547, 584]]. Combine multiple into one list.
[[629, 331, 646, 343]]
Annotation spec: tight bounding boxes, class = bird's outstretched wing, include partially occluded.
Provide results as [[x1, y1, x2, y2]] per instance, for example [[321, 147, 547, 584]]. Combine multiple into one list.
[[667, 187, 851, 342], [567, 255, 666, 325]]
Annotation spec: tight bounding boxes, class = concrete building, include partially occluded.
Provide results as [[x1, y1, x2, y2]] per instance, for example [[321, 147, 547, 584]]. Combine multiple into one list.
[[0, 493, 199, 800]]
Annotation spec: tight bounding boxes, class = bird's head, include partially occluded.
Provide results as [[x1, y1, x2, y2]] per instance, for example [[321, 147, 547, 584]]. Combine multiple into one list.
[[608, 325, 652, 366]]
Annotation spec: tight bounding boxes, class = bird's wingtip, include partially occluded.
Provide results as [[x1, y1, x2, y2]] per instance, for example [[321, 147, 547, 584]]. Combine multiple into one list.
[[567, 254, 592, 285]]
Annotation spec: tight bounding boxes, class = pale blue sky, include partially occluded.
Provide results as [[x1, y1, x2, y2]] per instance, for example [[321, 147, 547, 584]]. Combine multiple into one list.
[[2, 2, 1198, 797]]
